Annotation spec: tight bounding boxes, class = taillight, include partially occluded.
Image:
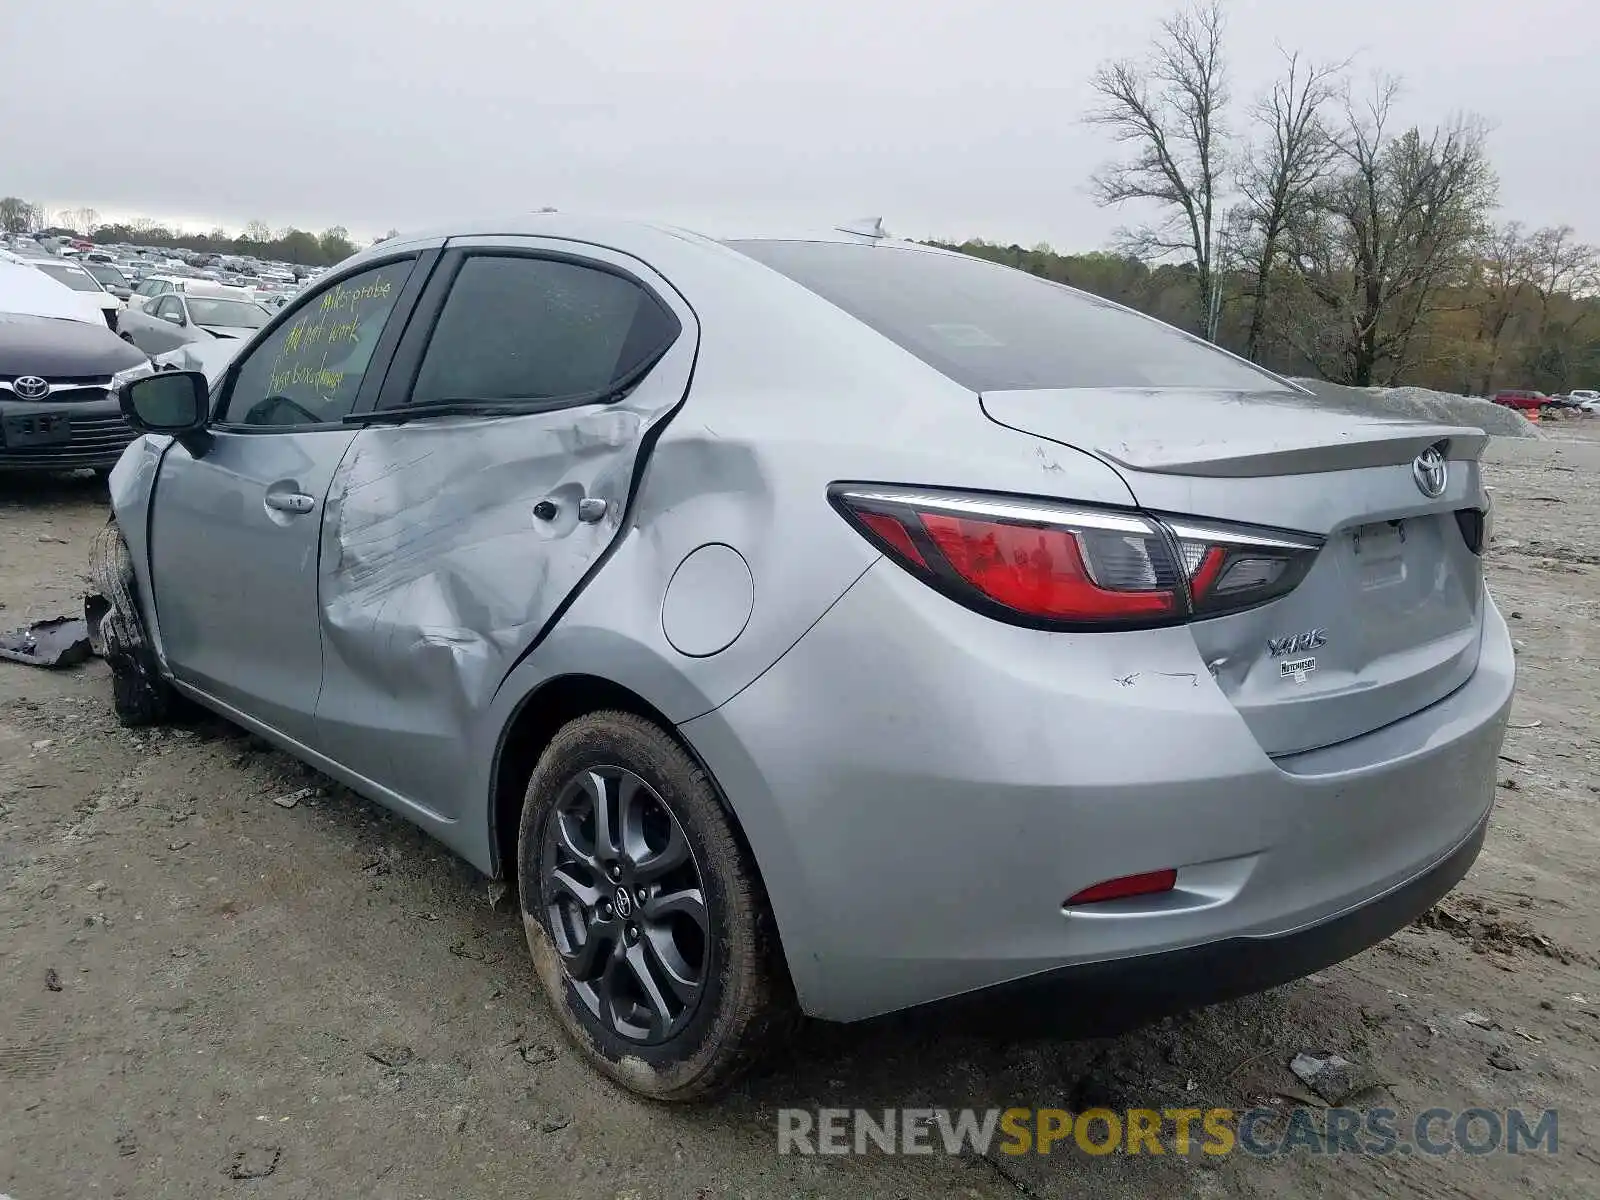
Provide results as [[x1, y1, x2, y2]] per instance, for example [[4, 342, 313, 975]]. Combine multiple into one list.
[[830, 485, 1322, 630], [1161, 517, 1322, 616]]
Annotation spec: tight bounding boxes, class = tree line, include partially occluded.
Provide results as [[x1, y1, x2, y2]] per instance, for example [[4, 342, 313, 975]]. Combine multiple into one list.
[[0, 198, 368, 268], [1038, 0, 1598, 394]]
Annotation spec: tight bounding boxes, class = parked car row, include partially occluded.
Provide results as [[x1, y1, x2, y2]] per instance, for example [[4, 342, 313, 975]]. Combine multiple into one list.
[[1, 230, 325, 312], [0, 229, 333, 474]]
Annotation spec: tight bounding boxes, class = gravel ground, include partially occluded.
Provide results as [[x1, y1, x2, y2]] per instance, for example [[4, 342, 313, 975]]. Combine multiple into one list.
[[2, 425, 1599, 1199]]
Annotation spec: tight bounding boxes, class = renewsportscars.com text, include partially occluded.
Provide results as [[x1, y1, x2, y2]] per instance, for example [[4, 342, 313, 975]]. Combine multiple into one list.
[[777, 1106, 1559, 1158]]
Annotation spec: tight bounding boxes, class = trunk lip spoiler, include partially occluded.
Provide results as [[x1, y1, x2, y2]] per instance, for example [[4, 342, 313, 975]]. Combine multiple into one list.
[[978, 388, 1489, 479], [1091, 426, 1488, 479]]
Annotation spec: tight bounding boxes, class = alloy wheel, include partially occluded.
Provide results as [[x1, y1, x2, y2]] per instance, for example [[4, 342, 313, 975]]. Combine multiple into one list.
[[539, 766, 710, 1044]]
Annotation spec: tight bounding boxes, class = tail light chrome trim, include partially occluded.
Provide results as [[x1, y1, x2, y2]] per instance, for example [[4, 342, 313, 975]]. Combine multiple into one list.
[[836, 488, 1154, 536], [1158, 517, 1324, 554], [830, 483, 1326, 632]]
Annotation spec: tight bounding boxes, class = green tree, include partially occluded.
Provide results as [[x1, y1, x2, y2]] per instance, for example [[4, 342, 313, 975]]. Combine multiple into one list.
[[1278, 78, 1497, 385], [318, 225, 356, 264]]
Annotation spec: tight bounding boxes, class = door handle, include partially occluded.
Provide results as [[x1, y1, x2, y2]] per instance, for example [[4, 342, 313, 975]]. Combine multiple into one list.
[[264, 492, 316, 514], [533, 496, 609, 523]]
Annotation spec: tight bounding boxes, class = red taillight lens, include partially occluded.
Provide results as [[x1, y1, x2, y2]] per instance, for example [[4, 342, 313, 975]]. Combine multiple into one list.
[[1065, 869, 1178, 905], [831, 485, 1322, 629], [920, 513, 1178, 619]]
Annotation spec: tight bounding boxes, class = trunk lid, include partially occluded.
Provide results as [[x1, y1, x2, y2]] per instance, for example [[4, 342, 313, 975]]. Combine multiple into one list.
[[982, 387, 1490, 756]]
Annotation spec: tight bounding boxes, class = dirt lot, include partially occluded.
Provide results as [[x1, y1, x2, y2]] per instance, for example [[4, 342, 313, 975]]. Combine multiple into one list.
[[3, 424, 1599, 1199]]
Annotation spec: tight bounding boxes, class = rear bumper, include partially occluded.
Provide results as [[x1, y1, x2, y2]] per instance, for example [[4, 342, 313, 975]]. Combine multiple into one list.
[[0, 394, 137, 472], [913, 805, 1488, 1034], [681, 560, 1513, 1023]]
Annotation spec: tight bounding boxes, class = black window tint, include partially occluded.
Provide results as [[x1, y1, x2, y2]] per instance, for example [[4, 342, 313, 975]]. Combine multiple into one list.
[[728, 241, 1289, 393], [409, 255, 678, 406], [223, 259, 413, 427]]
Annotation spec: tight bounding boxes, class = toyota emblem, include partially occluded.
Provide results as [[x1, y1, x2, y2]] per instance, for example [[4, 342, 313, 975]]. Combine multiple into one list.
[[1412, 445, 1448, 499], [12, 375, 50, 400]]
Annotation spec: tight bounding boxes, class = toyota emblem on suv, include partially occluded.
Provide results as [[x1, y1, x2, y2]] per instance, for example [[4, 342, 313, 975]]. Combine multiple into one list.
[[12, 375, 50, 400], [1412, 445, 1448, 498]]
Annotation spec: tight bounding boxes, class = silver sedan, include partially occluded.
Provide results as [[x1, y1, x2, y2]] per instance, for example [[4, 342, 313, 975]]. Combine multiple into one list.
[[98, 216, 1512, 1100]]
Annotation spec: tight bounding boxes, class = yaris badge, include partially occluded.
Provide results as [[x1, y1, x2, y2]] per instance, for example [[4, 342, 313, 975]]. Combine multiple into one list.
[[1268, 629, 1327, 657]]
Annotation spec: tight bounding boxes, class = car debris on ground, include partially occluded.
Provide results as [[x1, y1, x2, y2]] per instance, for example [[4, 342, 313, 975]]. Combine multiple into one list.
[[0, 615, 93, 668]]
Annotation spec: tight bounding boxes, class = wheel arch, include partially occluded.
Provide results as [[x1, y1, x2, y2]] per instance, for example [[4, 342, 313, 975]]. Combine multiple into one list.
[[487, 674, 780, 951]]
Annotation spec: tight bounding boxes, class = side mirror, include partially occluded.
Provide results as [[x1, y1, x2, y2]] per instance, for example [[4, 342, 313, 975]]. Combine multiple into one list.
[[120, 371, 210, 435], [159, 308, 184, 325]]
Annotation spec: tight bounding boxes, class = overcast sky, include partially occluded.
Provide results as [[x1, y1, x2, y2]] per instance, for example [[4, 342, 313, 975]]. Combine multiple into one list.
[[2, 0, 1594, 248]]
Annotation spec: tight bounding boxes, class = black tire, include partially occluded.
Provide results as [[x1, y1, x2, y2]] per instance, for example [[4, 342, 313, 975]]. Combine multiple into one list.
[[88, 523, 177, 727], [517, 711, 793, 1101]]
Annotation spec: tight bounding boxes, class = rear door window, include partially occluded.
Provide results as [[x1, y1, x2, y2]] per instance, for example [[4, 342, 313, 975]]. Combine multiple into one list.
[[406, 254, 680, 407], [728, 240, 1289, 393]]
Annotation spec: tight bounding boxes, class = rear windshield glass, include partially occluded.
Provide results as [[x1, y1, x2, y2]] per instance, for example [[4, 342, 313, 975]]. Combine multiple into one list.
[[36, 264, 103, 293], [727, 240, 1289, 393]]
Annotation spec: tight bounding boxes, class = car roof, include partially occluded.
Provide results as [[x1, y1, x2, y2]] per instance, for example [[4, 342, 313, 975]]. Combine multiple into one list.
[[363, 213, 949, 257]]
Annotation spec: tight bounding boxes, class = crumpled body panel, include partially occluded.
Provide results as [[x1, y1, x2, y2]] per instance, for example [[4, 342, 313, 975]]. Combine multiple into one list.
[[308, 240, 699, 828], [320, 407, 643, 723]]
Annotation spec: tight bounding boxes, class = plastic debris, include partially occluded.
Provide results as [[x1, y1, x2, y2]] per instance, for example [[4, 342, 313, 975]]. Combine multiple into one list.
[[0, 616, 93, 668]]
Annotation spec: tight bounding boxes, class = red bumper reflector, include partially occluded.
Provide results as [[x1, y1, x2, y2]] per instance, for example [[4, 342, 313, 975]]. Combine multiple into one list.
[[1065, 869, 1178, 905]]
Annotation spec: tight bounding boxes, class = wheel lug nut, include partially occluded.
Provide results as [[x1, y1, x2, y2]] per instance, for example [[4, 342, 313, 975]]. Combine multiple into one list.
[[608, 865, 621, 880], [626, 924, 638, 941], [635, 889, 647, 904], [600, 902, 611, 916]]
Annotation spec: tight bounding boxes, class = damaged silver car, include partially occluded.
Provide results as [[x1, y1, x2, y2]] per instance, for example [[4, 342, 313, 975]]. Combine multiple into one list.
[[98, 216, 1512, 1100]]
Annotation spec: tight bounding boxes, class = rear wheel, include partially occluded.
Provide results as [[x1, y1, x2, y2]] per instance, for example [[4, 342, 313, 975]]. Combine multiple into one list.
[[517, 711, 792, 1100]]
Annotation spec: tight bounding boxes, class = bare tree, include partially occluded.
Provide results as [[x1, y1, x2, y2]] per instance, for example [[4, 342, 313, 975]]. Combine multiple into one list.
[[68, 207, 99, 235], [1279, 77, 1496, 385], [1526, 225, 1598, 337], [1086, 0, 1229, 339], [1467, 222, 1539, 393], [1233, 48, 1345, 362]]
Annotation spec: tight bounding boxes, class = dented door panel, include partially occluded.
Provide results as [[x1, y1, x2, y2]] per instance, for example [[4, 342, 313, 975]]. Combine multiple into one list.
[[311, 239, 699, 822]]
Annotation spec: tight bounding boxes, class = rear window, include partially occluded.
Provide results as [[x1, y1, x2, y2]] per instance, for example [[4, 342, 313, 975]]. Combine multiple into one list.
[[36, 264, 103, 293], [727, 240, 1288, 393]]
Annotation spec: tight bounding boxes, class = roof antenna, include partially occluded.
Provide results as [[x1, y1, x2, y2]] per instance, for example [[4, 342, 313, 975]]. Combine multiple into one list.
[[835, 217, 887, 240]]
